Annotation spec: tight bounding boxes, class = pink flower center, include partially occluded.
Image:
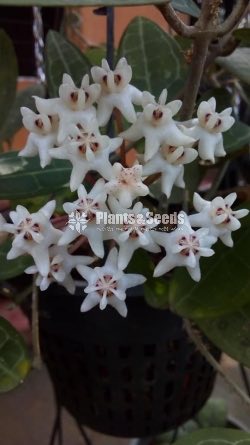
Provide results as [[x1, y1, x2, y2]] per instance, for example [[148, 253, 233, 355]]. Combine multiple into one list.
[[178, 235, 200, 256], [77, 198, 99, 221], [96, 274, 117, 297], [16, 218, 41, 241], [214, 204, 233, 224]]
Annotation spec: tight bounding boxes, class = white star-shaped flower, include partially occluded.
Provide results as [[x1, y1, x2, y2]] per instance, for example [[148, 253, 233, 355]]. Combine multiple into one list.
[[0, 214, 8, 245], [77, 247, 146, 317], [2, 201, 61, 276], [181, 97, 235, 163], [59, 179, 110, 258], [153, 212, 216, 282], [120, 89, 195, 161], [91, 57, 143, 126], [18, 107, 58, 168], [108, 197, 160, 270], [49, 120, 122, 191], [25, 245, 93, 294], [105, 162, 149, 208], [189, 192, 249, 247], [143, 143, 198, 198], [34, 73, 100, 143]]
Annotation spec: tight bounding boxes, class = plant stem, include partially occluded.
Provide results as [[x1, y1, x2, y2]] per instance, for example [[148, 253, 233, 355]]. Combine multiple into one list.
[[114, 108, 127, 167], [68, 235, 87, 254], [180, 35, 211, 120], [184, 319, 250, 407], [110, 141, 135, 163], [32, 274, 41, 370], [143, 172, 161, 186], [157, 3, 195, 38]]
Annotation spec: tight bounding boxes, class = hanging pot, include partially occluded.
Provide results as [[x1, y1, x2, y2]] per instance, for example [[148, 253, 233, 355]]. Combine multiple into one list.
[[39, 284, 220, 438]]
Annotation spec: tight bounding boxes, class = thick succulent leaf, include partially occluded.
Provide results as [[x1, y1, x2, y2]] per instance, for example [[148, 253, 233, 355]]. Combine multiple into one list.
[[0, 84, 45, 143], [45, 30, 92, 98], [175, 35, 193, 51], [170, 0, 200, 17], [0, 29, 18, 132], [144, 277, 170, 309], [0, 316, 30, 393], [233, 28, 250, 47], [185, 159, 203, 197], [169, 217, 250, 319], [174, 428, 250, 445], [224, 121, 250, 154], [118, 16, 188, 100], [196, 399, 227, 429], [126, 248, 170, 308], [85, 46, 107, 66], [198, 304, 250, 368], [198, 88, 232, 112], [0, 239, 33, 281], [157, 399, 227, 444], [0, 151, 71, 199], [217, 48, 250, 85], [0, 0, 200, 16]]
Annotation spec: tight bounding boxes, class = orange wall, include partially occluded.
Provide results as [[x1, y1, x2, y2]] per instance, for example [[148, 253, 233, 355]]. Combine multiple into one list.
[[79, 6, 172, 47]]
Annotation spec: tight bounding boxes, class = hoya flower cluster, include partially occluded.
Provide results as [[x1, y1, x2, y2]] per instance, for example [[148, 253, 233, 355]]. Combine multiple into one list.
[[2, 57, 248, 317]]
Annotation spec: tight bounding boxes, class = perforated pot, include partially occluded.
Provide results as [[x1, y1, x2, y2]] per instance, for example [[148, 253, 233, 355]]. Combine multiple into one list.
[[39, 284, 219, 438]]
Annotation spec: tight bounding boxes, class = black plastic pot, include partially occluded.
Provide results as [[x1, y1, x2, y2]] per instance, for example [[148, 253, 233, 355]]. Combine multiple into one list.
[[39, 284, 220, 438]]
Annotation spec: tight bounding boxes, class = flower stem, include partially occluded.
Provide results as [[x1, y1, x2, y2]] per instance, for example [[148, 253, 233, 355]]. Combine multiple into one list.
[[114, 108, 127, 167], [68, 235, 87, 254], [32, 274, 41, 370], [184, 319, 250, 407], [143, 172, 161, 186]]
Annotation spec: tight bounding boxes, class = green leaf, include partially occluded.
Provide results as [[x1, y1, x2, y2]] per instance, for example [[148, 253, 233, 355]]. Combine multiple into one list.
[[0, 29, 18, 132], [217, 48, 250, 85], [126, 248, 170, 308], [0, 0, 200, 15], [169, 217, 250, 319], [11, 187, 76, 215], [144, 277, 170, 309], [0, 316, 30, 393], [85, 46, 107, 66], [224, 121, 250, 153], [196, 399, 227, 429], [174, 428, 250, 445], [171, 0, 200, 17], [45, 30, 92, 98], [0, 151, 71, 199], [185, 159, 203, 197], [198, 88, 232, 112], [0, 84, 45, 143], [0, 239, 33, 281], [175, 35, 193, 51], [156, 399, 227, 445], [118, 17, 188, 100], [233, 28, 250, 47], [198, 304, 250, 368]]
